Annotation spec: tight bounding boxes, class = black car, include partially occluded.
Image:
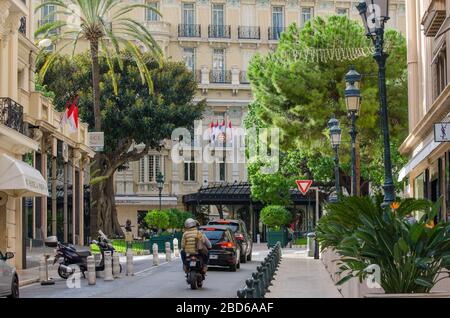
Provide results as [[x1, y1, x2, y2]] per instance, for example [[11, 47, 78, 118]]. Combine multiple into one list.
[[199, 225, 241, 272], [207, 219, 253, 263]]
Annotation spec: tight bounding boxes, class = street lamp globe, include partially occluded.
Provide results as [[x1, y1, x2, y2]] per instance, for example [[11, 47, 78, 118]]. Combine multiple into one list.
[[357, 0, 390, 36], [345, 83, 362, 114], [329, 122, 342, 148], [345, 67, 362, 88], [156, 172, 164, 190]]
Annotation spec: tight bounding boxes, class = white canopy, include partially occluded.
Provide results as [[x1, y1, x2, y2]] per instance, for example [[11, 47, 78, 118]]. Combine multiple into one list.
[[398, 139, 441, 182], [0, 154, 48, 197]]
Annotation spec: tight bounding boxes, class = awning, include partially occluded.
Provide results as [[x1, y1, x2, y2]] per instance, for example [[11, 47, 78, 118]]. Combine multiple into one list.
[[398, 139, 441, 182], [0, 154, 48, 197]]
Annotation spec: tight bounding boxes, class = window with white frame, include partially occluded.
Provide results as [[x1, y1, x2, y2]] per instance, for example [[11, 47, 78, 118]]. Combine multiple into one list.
[[183, 48, 195, 73], [139, 157, 145, 183], [301, 7, 313, 27], [184, 152, 196, 182], [148, 155, 163, 182], [146, 1, 160, 22]]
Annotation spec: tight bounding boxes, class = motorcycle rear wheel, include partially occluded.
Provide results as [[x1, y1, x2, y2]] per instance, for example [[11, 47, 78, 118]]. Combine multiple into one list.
[[189, 271, 198, 290], [58, 265, 71, 280]]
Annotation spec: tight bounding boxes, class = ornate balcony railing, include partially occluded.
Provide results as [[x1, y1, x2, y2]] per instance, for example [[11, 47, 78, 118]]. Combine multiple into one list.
[[178, 24, 201, 37], [208, 25, 231, 39], [238, 26, 260, 40], [240, 71, 250, 84], [19, 16, 26, 35], [0, 97, 24, 134], [268, 26, 286, 40], [210, 70, 231, 84]]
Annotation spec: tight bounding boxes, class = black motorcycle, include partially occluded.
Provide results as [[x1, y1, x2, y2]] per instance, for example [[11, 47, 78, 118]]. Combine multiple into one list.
[[186, 254, 205, 290], [49, 231, 122, 279]]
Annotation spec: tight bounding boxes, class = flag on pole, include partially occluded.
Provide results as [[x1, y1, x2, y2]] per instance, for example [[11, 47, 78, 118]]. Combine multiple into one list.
[[60, 96, 79, 133], [210, 121, 215, 143], [213, 120, 219, 144], [226, 120, 233, 145]]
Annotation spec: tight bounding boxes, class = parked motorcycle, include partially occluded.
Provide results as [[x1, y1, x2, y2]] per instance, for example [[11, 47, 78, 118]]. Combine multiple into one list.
[[185, 254, 205, 290], [45, 230, 122, 279]]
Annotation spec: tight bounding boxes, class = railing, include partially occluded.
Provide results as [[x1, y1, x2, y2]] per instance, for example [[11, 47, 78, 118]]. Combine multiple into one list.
[[238, 26, 260, 40], [0, 97, 24, 134], [210, 70, 231, 83], [268, 26, 286, 40], [19, 16, 26, 35], [178, 24, 201, 37], [208, 25, 231, 38], [237, 242, 282, 298]]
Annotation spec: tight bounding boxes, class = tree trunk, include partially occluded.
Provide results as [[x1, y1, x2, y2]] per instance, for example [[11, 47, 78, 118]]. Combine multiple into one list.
[[90, 39, 102, 133], [95, 174, 123, 238]]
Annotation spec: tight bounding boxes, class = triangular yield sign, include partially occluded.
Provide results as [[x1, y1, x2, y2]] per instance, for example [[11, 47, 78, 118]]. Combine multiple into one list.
[[296, 180, 313, 195]]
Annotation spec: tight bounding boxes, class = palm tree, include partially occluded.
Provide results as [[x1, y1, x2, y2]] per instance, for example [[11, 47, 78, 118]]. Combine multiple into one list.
[[35, 0, 162, 236]]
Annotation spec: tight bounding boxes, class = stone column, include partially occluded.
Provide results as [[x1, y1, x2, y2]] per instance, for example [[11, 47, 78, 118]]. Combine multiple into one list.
[[406, 0, 419, 131], [231, 66, 240, 85], [200, 65, 210, 85], [51, 141, 57, 237]]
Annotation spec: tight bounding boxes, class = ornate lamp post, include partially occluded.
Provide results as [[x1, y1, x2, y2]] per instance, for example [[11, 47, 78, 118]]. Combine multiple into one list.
[[345, 67, 362, 196], [357, 0, 396, 206], [156, 172, 164, 211], [328, 118, 342, 200]]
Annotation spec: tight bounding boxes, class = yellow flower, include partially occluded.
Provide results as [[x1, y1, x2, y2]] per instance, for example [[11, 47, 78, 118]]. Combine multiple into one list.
[[425, 220, 435, 229]]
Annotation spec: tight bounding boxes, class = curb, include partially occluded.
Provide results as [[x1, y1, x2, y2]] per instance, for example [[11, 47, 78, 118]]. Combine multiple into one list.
[[19, 277, 39, 287]]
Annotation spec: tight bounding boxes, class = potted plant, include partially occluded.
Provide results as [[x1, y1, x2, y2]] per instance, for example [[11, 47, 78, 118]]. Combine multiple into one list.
[[261, 205, 291, 248], [317, 196, 450, 297]]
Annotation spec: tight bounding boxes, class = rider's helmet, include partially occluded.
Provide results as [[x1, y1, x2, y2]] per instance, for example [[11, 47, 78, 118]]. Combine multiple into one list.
[[185, 218, 197, 229]]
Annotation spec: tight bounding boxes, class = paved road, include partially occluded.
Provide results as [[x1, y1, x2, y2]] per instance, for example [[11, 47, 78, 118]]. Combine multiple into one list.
[[20, 250, 270, 298]]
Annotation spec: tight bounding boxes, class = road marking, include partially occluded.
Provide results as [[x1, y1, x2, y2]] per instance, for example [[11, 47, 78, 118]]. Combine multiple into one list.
[[135, 257, 180, 276]]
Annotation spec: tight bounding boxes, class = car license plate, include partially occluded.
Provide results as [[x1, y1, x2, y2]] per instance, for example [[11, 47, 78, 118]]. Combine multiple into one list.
[[190, 261, 197, 266], [210, 255, 218, 260]]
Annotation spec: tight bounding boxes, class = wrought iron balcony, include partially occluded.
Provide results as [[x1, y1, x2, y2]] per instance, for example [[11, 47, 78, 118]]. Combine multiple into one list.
[[422, 0, 446, 37], [268, 26, 286, 40], [238, 26, 260, 40], [210, 70, 231, 84], [178, 24, 201, 37], [208, 25, 231, 39], [19, 16, 26, 35], [0, 98, 24, 134]]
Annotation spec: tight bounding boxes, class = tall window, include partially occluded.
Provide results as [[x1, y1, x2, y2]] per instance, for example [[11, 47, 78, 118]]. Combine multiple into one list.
[[184, 152, 196, 182], [241, 4, 255, 26], [41, 3, 56, 24], [301, 7, 313, 27], [183, 48, 195, 73], [139, 157, 145, 183], [212, 49, 225, 82], [146, 2, 160, 22], [212, 4, 225, 26], [182, 3, 196, 36], [434, 46, 448, 99], [148, 155, 163, 182], [272, 6, 284, 28]]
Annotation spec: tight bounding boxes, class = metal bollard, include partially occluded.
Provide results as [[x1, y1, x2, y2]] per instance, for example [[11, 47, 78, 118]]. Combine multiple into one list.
[[103, 251, 114, 281], [153, 243, 159, 266], [237, 289, 246, 298], [252, 272, 262, 298], [87, 255, 96, 285], [126, 248, 134, 276], [173, 238, 179, 257], [257, 265, 266, 297], [39, 256, 47, 283], [112, 254, 121, 278], [165, 242, 172, 262], [245, 279, 255, 298]]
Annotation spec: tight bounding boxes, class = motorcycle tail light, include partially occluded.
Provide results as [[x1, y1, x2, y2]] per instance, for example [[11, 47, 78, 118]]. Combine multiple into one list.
[[219, 242, 234, 248], [235, 234, 244, 241]]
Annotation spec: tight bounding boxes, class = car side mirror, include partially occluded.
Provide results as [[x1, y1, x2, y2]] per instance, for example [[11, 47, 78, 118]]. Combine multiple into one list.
[[5, 252, 14, 260]]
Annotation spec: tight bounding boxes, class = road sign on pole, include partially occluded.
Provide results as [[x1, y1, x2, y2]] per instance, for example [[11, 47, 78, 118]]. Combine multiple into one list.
[[296, 180, 313, 195]]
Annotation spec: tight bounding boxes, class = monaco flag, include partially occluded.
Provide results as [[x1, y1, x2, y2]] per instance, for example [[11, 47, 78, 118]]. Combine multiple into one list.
[[61, 96, 79, 133]]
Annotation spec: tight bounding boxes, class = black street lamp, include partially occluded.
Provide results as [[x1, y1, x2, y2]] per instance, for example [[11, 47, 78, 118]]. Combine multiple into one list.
[[156, 172, 164, 211], [328, 118, 342, 199], [345, 67, 362, 196], [357, 0, 396, 206]]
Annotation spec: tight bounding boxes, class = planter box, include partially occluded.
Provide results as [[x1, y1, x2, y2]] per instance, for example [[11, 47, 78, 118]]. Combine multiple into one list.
[[267, 229, 288, 248]]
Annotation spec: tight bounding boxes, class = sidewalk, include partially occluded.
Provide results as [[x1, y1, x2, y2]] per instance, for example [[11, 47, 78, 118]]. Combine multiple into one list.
[[265, 248, 342, 298]]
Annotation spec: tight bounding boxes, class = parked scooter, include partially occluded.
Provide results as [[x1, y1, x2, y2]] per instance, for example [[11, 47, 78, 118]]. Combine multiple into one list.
[[185, 254, 206, 290], [45, 230, 122, 279]]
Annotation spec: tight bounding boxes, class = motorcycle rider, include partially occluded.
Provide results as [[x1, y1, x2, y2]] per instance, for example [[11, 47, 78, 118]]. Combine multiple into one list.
[[180, 218, 211, 274]]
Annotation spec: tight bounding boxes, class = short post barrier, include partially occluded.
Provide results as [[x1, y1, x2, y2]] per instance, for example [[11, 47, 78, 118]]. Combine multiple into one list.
[[165, 242, 172, 262], [113, 254, 121, 278], [252, 272, 262, 298], [173, 238, 180, 257], [245, 279, 255, 298], [40, 254, 54, 286], [153, 243, 159, 266], [104, 251, 114, 281], [87, 255, 96, 285], [126, 248, 134, 276]]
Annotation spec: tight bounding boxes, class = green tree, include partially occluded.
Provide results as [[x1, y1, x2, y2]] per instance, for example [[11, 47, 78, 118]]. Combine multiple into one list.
[[145, 210, 169, 233], [247, 16, 408, 194], [260, 205, 292, 230], [35, 0, 163, 237], [38, 53, 205, 236]]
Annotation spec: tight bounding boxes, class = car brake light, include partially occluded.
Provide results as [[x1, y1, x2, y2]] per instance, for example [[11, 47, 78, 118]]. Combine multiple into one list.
[[204, 228, 218, 231], [219, 242, 234, 248]]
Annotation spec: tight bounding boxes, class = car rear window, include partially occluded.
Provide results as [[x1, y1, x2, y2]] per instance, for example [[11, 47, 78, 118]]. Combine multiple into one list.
[[202, 229, 226, 241], [208, 222, 239, 233]]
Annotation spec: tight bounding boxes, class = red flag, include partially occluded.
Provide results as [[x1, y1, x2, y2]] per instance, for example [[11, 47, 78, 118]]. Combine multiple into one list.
[[67, 96, 79, 133]]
